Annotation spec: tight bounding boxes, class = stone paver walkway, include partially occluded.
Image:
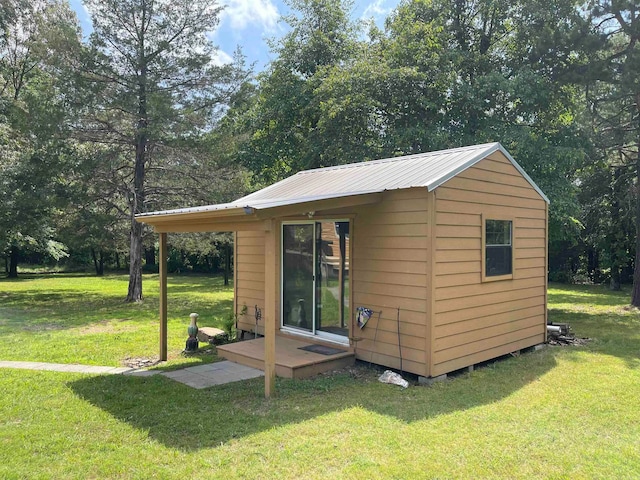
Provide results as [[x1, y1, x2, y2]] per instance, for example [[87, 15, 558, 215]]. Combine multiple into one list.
[[0, 360, 263, 389]]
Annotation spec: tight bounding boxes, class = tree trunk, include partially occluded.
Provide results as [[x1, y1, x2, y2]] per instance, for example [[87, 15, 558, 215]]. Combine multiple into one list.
[[126, 40, 148, 303], [91, 248, 105, 276], [610, 167, 622, 291], [223, 243, 231, 286], [8, 246, 18, 278], [631, 112, 640, 306], [145, 246, 155, 267], [115, 251, 120, 270]]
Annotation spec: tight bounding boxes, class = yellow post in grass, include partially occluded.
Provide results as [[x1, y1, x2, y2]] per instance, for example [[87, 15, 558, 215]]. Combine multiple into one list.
[[264, 219, 277, 397]]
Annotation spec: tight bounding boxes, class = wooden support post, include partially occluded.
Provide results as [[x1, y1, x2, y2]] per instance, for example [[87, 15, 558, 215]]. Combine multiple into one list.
[[264, 220, 277, 398], [159, 232, 168, 361]]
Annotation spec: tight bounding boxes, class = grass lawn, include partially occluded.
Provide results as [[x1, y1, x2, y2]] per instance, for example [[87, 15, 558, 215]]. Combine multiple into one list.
[[1, 276, 639, 479]]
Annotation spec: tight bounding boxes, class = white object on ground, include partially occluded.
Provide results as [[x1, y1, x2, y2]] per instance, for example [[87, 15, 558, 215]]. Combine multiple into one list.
[[378, 370, 409, 388]]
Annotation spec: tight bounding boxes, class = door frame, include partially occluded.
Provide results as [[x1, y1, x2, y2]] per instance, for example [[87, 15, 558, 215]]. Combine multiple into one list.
[[280, 219, 350, 345]]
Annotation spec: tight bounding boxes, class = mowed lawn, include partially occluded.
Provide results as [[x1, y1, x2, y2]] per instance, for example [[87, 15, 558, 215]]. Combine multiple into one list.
[[0, 275, 639, 479]]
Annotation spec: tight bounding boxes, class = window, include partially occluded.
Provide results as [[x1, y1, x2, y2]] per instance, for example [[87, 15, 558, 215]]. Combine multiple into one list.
[[484, 219, 512, 278]]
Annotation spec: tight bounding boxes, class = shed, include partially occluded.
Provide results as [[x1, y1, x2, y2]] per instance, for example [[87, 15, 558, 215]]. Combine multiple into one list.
[[138, 142, 548, 395]]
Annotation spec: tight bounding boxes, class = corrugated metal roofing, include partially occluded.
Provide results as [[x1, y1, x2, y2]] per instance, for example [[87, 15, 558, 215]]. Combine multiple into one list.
[[137, 142, 548, 220]]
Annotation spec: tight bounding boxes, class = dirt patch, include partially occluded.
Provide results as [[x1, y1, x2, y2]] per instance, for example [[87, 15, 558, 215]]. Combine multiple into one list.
[[21, 323, 65, 332], [78, 320, 134, 335], [547, 335, 591, 347]]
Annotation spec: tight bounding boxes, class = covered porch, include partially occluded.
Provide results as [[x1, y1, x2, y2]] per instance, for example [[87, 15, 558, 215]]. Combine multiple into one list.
[[136, 191, 382, 398]]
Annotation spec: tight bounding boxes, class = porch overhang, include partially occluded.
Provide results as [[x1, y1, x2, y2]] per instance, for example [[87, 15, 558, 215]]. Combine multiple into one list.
[[135, 190, 382, 233], [135, 190, 382, 398]]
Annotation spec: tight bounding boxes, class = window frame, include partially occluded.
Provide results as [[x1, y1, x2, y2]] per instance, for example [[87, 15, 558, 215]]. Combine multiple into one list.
[[482, 215, 514, 282]]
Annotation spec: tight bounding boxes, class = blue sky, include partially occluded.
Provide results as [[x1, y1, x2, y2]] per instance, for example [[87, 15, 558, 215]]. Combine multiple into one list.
[[69, 0, 400, 73]]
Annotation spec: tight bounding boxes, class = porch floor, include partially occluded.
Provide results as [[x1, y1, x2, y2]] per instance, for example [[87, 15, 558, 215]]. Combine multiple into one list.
[[216, 336, 355, 379]]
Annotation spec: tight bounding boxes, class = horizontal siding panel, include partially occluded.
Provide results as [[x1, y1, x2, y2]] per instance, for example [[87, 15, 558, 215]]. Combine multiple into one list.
[[357, 343, 425, 364], [236, 236, 265, 247], [237, 289, 265, 302], [515, 266, 546, 280], [236, 262, 265, 273], [237, 279, 265, 292], [516, 257, 547, 269], [437, 225, 482, 239], [516, 227, 546, 239], [236, 245, 265, 256], [479, 155, 525, 175], [431, 334, 544, 377], [355, 315, 428, 333], [517, 237, 546, 249], [436, 285, 545, 314], [515, 247, 546, 259], [353, 270, 427, 288], [517, 218, 547, 229], [434, 315, 544, 351], [357, 236, 427, 250], [435, 272, 481, 288], [355, 351, 426, 376], [436, 199, 546, 219], [382, 187, 429, 201], [436, 250, 481, 263], [456, 166, 533, 189], [436, 212, 481, 226], [435, 294, 545, 326], [238, 255, 265, 265], [371, 198, 428, 214], [433, 325, 544, 364], [435, 276, 544, 301], [435, 304, 545, 338], [355, 330, 426, 351], [237, 230, 265, 238], [445, 176, 542, 200], [435, 238, 481, 251], [353, 247, 429, 262], [437, 187, 546, 210], [361, 211, 427, 225], [355, 259, 427, 275], [435, 261, 481, 276], [354, 292, 426, 314], [357, 223, 428, 237], [354, 281, 427, 300]]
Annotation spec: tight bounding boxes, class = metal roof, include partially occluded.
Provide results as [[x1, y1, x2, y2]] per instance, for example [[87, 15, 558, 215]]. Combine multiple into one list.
[[137, 142, 548, 222]]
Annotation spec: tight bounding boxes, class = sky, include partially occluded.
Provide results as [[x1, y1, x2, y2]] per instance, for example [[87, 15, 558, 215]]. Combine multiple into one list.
[[68, 0, 400, 73]]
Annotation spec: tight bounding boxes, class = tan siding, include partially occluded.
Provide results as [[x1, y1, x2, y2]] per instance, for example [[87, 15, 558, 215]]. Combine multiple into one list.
[[432, 152, 547, 376], [351, 188, 429, 376], [236, 230, 266, 333]]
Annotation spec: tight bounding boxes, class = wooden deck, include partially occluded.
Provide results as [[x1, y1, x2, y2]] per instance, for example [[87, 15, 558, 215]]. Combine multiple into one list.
[[216, 336, 355, 379]]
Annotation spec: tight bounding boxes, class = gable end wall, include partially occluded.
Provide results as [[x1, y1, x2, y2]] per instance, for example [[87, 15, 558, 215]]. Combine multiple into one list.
[[431, 152, 547, 376]]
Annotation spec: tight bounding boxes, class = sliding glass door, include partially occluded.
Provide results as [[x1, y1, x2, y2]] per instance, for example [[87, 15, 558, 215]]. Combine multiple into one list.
[[281, 221, 350, 342]]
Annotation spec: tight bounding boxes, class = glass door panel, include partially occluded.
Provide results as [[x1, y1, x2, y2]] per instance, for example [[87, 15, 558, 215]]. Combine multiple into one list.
[[315, 221, 349, 338], [282, 224, 314, 331]]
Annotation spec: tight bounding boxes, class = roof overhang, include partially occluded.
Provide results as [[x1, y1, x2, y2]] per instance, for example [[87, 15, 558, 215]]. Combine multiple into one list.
[[136, 191, 383, 233]]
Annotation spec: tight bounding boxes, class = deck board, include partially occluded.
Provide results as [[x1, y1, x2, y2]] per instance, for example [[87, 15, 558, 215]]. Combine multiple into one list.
[[217, 336, 355, 379]]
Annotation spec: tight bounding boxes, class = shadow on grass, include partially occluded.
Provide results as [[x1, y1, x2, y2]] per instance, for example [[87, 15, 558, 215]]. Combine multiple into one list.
[[69, 350, 558, 451]]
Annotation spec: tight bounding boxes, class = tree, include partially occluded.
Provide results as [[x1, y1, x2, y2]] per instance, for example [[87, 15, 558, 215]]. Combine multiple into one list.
[[586, 2, 640, 303], [241, 0, 361, 181], [79, 0, 246, 300], [0, 0, 80, 276]]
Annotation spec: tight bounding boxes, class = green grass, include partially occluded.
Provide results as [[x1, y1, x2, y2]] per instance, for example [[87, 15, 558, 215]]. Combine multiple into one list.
[[0, 273, 233, 366], [1, 276, 639, 478]]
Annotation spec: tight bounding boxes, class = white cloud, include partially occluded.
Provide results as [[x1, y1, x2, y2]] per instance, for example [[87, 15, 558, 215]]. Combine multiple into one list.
[[362, 0, 393, 21], [222, 0, 279, 31], [212, 49, 234, 66]]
